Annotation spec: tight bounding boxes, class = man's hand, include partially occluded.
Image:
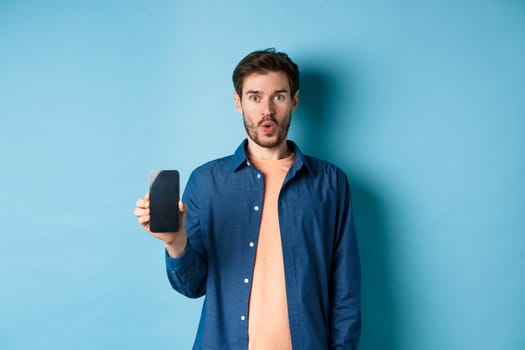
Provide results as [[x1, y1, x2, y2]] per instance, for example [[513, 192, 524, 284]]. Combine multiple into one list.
[[134, 192, 188, 258]]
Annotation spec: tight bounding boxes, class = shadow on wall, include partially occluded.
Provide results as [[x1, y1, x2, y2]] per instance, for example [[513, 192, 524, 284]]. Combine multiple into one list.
[[297, 65, 401, 350]]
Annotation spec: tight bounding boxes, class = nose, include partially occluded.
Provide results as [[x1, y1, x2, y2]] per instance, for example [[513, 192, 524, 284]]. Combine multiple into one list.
[[261, 98, 275, 117]]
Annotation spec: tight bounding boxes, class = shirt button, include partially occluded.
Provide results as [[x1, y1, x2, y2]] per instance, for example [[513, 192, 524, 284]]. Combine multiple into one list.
[[244, 278, 249, 284], [254, 205, 260, 211], [241, 315, 246, 321], [249, 241, 255, 247], [257, 173, 261, 179]]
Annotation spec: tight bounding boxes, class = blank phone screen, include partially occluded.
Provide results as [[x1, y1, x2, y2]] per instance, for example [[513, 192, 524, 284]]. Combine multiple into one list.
[[149, 170, 180, 233]]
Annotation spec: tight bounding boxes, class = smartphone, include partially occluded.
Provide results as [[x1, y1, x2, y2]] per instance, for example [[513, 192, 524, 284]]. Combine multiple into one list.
[[148, 170, 180, 233]]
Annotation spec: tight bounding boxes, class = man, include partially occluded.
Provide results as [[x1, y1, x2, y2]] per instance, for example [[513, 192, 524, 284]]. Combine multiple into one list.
[[134, 49, 361, 349]]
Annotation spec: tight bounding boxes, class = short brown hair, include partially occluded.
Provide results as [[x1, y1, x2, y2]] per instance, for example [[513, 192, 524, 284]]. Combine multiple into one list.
[[232, 48, 300, 98]]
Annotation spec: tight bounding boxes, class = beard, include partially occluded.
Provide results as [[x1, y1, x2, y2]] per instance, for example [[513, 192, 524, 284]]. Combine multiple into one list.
[[243, 113, 292, 149]]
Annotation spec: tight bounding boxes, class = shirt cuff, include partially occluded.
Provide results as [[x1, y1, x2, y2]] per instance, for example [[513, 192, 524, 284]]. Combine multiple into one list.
[[165, 244, 194, 273]]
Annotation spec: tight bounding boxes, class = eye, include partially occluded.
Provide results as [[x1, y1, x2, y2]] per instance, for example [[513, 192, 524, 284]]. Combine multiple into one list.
[[249, 95, 260, 102], [274, 94, 286, 102]]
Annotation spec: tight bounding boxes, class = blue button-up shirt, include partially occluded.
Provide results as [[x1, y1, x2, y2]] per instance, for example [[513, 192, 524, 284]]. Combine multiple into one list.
[[166, 140, 361, 349]]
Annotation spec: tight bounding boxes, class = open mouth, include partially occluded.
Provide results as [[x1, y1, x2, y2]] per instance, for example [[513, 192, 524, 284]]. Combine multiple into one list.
[[262, 120, 274, 129], [260, 120, 276, 134]]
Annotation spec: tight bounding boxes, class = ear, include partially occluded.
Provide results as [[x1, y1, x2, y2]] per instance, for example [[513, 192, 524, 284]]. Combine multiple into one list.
[[291, 90, 299, 112], [233, 92, 243, 114]]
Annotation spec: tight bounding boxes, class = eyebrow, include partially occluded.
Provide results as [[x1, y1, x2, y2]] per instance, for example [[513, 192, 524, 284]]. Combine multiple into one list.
[[244, 89, 290, 95]]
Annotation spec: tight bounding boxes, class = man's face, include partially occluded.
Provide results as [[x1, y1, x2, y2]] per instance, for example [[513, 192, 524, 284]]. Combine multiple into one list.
[[234, 71, 299, 149]]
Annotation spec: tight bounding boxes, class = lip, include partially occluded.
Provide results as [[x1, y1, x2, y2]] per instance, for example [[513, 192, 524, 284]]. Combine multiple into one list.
[[260, 120, 276, 134]]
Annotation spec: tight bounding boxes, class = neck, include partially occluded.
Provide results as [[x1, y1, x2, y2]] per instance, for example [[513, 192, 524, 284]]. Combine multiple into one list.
[[246, 139, 291, 160]]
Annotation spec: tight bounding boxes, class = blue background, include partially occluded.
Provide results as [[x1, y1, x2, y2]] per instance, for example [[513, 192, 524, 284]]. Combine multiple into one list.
[[1, 1, 524, 349]]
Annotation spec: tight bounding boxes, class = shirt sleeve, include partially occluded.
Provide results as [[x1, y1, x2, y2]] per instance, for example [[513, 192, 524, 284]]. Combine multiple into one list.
[[330, 173, 362, 349], [165, 245, 206, 298], [164, 170, 208, 298]]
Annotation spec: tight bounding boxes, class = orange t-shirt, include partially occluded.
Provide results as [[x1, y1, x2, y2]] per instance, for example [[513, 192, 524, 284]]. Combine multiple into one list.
[[247, 153, 295, 350]]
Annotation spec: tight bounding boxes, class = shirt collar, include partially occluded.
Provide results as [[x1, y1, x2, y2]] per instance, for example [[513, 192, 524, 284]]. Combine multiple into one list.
[[231, 139, 312, 175]]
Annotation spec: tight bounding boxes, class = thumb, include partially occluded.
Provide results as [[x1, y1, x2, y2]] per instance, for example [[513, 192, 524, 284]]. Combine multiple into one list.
[[178, 200, 187, 213], [178, 200, 187, 232]]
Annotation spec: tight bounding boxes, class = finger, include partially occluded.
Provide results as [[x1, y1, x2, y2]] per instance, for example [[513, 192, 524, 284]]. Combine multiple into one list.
[[134, 207, 149, 217], [145, 192, 150, 200], [135, 198, 150, 209], [138, 215, 150, 224]]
